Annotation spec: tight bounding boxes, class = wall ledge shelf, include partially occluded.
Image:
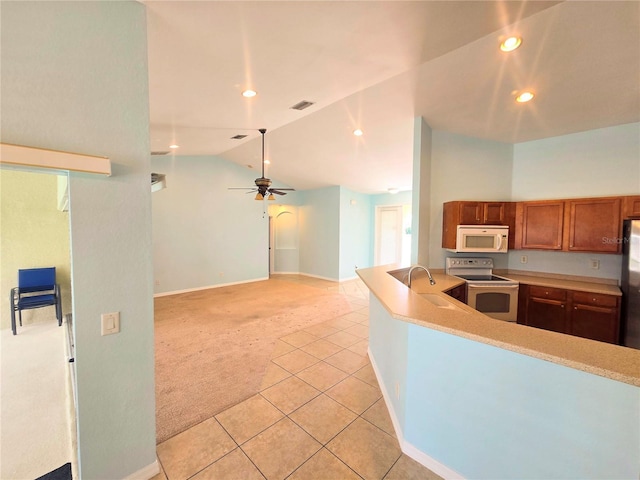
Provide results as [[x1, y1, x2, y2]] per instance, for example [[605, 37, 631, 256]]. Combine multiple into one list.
[[0, 143, 111, 176]]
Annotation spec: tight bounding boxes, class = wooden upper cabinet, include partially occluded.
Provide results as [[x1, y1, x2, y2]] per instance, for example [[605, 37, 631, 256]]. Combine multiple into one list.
[[565, 197, 621, 253], [442, 201, 512, 248], [459, 202, 484, 224], [516, 200, 564, 250], [484, 202, 506, 224], [623, 195, 640, 218]]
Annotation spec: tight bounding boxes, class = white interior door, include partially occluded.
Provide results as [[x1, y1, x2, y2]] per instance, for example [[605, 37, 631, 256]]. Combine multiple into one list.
[[375, 205, 403, 265]]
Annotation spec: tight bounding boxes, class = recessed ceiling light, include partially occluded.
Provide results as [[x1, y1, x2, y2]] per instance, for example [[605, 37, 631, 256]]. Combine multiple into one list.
[[388, 188, 399, 194], [263, 159, 270, 165], [500, 36, 522, 52], [353, 129, 363, 136], [242, 89, 257, 98], [169, 144, 179, 149], [515, 91, 535, 103]]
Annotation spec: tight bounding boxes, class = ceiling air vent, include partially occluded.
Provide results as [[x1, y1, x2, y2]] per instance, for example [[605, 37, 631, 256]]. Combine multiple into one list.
[[231, 134, 248, 140], [290, 100, 315, 111], [151, 151, 170, 156]]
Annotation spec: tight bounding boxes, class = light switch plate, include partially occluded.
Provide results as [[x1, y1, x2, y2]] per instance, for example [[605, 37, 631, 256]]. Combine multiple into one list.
[[101, 312, 120, 336]]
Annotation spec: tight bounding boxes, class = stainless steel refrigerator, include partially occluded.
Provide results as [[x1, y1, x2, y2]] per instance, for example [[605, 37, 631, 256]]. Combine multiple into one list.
[[621, 218, 640, 349]]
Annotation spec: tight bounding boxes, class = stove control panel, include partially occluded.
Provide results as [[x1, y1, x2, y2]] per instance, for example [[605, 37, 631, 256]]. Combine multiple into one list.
[[446, 257, 494, 269]]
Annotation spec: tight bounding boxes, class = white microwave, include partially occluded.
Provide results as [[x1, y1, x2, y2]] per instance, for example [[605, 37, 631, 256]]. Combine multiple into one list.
[[449, 225, 509, 253]]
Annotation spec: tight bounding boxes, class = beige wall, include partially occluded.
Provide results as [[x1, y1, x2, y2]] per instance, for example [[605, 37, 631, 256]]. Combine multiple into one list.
[[0, 169, 71, 330]]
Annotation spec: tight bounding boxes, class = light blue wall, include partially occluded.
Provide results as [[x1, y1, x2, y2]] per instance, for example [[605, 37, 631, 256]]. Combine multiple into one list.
[[412, 117, 433, 265], [429, 130, 514, 270], [512, 123, 640, 200], [369, 296, 640, 479], [507, 122, 640, 278], [1, 2, 156, 478], [368, 296, 408, 428], [339, 187, 372, 280], [298, 186, 341, 280], [151, 155, 277, 293]]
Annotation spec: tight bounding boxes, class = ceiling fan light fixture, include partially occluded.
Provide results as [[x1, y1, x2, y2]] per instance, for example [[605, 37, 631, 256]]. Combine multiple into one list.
[[268, 194, 275, 201], [255, 192, 264, 201], [500, 36, 522, 52]]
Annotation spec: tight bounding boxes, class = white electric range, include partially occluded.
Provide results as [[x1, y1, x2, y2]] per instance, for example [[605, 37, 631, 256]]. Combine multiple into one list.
[[445, 257, 519, 322]]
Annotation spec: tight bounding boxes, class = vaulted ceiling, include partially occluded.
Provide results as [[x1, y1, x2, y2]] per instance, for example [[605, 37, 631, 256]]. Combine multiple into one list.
[[145, 1, 639, 194]]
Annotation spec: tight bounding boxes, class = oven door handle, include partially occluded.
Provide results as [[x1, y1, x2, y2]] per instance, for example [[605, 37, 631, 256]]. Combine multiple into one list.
[[467, 284, 519, 289]]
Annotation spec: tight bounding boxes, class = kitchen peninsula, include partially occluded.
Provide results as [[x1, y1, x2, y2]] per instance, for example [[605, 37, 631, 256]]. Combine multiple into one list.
[[357, 264, 640, 480]]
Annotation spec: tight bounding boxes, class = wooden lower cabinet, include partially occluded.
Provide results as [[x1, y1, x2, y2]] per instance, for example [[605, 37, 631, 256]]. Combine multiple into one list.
[[522, 285, 568, 333], [444, 283, 467, 304], [519, 284, 620, 344], [570, 291, 620, 343]]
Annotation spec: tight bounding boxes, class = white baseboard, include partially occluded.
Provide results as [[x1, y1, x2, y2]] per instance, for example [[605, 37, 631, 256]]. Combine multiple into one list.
[[402, 443, 465, 480], [122, 459, 160, 480], [153, 277, 269, 298], [368, 348, 465, 480]]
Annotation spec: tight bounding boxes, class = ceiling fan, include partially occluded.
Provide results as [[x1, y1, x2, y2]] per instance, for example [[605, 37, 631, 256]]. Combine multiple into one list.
[[229, 128, 294, 200]]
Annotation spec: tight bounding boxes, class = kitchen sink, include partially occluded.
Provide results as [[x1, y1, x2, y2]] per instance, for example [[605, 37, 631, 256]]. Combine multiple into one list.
[[419, 293, 467, 312]]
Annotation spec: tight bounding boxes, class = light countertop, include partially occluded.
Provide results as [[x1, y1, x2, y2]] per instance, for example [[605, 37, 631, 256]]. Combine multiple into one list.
[[357, 265, 640, 387], [497, 272, 621, 296]]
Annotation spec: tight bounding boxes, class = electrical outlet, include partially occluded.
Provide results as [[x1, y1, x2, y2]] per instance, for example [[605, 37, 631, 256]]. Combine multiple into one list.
[[590, 259, 600, 270], [395, 382, 400, 399], [155, 280, 160, 286], [520, 255, 528, 264], [219, 272, 224, 277]]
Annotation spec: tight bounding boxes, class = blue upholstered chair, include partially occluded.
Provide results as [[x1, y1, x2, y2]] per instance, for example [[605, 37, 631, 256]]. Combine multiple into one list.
[[10, 267, 62, 335]]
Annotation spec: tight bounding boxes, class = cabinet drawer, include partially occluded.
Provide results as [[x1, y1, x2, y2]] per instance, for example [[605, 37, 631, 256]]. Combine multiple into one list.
[[529, 285, 567, 301], [572, 291, 618, 308]]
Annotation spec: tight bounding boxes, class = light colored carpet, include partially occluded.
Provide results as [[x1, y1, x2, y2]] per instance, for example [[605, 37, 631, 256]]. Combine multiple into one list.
[[154, 277, 360, 443]]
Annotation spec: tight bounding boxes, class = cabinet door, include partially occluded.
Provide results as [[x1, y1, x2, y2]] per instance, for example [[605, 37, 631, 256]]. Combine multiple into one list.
[[445, 284, 467, 303], [526, 297, 568, 333], [570, 305, 619, 344], [569, 291, 620, 344], [459, 202, 483, 224], [525, 286, 568, 333], [623, 196, 640, 218], [520, 201, 564, 250], [483, 202, 505, 224], [566, 197, 621, 253]]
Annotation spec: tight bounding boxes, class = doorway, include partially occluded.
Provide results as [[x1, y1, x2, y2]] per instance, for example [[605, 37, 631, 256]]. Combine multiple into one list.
[[374, 204, 412, 266], [0, 169, 75, 479], [268, 206, 299, 275]]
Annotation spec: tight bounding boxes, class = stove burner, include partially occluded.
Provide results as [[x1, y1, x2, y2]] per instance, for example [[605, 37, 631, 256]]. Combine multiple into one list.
[[456, 274, 511, 282]]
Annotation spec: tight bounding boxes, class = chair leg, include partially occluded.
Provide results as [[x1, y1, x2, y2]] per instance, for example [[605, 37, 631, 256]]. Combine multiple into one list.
[[56, 301, 62, 327], [11, 308, 16, 335], [18, 309, 22, 327]]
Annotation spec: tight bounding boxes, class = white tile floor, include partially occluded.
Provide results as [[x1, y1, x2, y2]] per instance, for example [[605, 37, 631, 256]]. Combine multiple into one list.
[[154, 276, 443, 480]]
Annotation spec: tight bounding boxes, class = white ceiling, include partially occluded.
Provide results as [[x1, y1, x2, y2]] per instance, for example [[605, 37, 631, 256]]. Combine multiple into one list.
[[145, 1, 640, 194]]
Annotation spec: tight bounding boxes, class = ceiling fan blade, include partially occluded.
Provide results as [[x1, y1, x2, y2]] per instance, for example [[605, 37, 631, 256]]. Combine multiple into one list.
[[228, 187, 257, 190], [270, 188, 295, 191], [269, 189, 288, 195]]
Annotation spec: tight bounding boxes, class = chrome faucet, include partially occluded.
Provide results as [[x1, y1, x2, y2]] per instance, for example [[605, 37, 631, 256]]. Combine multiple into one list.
[[407, 265, 436, 287]]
